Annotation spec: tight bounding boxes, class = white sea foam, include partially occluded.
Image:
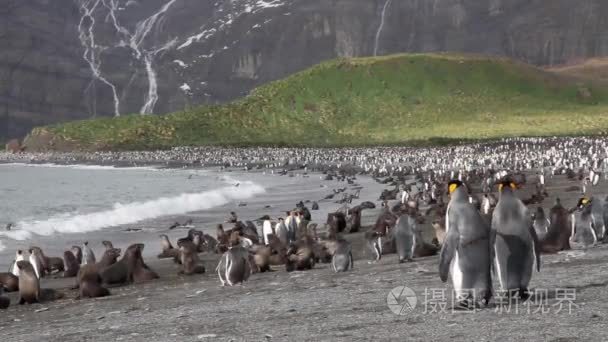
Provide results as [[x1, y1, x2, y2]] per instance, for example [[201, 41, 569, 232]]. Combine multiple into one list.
[[0, 182, 265, 241], [0, 163, 160, 171]]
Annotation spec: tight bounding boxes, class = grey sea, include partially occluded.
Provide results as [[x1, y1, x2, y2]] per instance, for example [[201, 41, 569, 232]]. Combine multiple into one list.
[[0, 163, 376, 270]]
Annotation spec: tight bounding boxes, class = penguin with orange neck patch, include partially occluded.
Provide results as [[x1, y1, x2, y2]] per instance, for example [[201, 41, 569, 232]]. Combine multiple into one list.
[[440, 180, 492, 309], [491, 179, 541, 300]]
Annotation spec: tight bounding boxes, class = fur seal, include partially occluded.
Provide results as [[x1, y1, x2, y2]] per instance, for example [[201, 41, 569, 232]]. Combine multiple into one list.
[[157, 234, 180, 260], [285, 242, 315, 272], [492, 180, 541, 299], [0, 272, 19, 292], [63, 250, 80, 278], [217, 246, 252, 286], [0, 288, 9, 309], [100, 244, 140, 285], [71, 246, 83, 264], [177, 241, 206, 275], [82, 241, 96, 264], [130, 244, 159, 283], [331, 239, 353, 272], [440, 180, 492, 307], [17, 261, 40, 304], [77, 265, 110, 299], [102, 241, 114, 250]]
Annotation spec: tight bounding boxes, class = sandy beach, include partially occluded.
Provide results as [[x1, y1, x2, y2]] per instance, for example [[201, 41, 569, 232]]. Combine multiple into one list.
[[0, 163, 607, 341]]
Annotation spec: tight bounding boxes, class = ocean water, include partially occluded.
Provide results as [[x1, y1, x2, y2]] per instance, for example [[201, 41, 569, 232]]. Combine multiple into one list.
[[0, 163, 370, 269], [0, 164, 263, 248]]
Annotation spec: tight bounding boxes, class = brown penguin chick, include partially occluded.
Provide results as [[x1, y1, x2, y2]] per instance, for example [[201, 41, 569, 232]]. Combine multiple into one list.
[[285, 243, 315, 272], [541, 198, 572, 253], [0, 272, 19, 292], [431, 221, 447, 247], [63, 250, 80, 278], [177, 241, 206, 275], [77, 264, 110, 299], [71, 246, 83, 264]]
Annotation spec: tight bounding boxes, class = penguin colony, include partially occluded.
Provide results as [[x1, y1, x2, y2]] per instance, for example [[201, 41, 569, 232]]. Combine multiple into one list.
[[1, 136, 608, 311]]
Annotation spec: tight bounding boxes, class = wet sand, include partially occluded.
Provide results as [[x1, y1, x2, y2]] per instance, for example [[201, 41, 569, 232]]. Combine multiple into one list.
[[1, 172, 607, 341]]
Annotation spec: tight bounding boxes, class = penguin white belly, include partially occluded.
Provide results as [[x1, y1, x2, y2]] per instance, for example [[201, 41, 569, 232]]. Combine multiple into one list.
[[494, 245, 505, 291], [262, 221, 273, 245], [29, 255, 40, 279], [450, 252, 464, 298]]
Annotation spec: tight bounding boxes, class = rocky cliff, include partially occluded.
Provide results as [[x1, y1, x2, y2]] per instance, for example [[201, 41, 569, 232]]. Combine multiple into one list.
[[3, 0, 608, 142]]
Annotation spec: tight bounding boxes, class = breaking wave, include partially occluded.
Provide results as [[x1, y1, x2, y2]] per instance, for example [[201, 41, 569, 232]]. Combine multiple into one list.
[[0, 182, 265, 243]]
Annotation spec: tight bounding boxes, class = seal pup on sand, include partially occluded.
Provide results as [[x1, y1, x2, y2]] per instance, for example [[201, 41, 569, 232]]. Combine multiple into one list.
[[492, 180, 541, 299], [0, 272, 19, 292], [82, 241, 96, 265], [157, 234, 180, 261], [331, 239, 353, 272], [77, 265, 110, 299], [177, 241, 206, 275], [440, 180, 492, 308], [63, 250, 80, 278], [217, 246, 252, 286], [285, 242, 315, 272], [0, 288, 9, 309], [17, 261, 63, 304]]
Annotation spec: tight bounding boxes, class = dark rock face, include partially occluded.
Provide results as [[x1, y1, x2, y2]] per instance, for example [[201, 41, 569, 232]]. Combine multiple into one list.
[[2, 0, 608, 142]]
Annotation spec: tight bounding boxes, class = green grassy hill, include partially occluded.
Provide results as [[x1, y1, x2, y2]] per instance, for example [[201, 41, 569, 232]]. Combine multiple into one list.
[[25, 53, 608, 150]]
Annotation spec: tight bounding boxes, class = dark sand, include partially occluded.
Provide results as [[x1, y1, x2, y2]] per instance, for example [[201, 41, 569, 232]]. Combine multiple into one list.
[[1, 173, 607, 342]]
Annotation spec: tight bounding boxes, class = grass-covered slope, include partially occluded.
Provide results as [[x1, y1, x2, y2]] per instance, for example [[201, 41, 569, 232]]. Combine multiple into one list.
[[26, 53, 608, 150]]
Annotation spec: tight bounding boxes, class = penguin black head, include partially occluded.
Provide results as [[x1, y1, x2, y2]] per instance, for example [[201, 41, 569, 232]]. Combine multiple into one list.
[[447, 180, 464, 195], [498, 180, 517, 192], [577, 197, 591, 209]]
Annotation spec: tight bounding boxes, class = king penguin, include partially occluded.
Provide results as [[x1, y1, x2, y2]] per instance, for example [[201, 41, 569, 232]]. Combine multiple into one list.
[[9, 250, 25, 277], [570, 197, 598, 248], [532, 207, 550, 240], [394, 213, 416, 263], [492, 180, 541, 299], [216, 246, 252, 286], [331, 239, 354, 272], [439, 180, 492, 308]]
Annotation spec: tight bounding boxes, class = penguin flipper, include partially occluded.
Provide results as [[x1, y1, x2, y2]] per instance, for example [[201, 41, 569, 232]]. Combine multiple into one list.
[[528, 224, 541, 272], [438, 233, 456, 283]]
